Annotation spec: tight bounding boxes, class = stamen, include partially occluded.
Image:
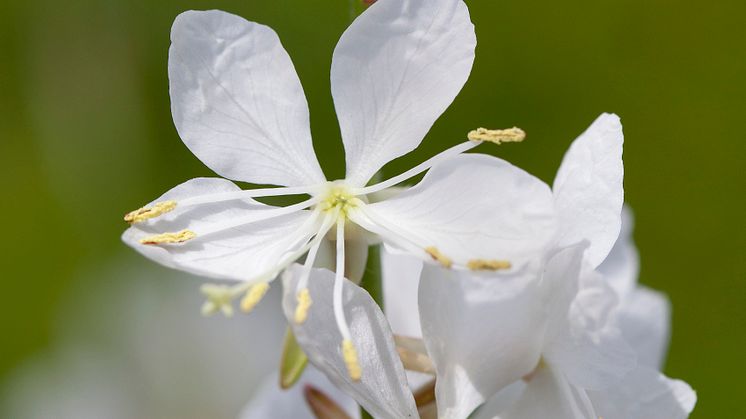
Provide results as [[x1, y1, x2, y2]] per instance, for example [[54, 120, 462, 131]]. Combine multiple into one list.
[[140, 229, 196, 245], [352, 141, 479, 195], [197, 197, 319, 238], [294, 288, 312, 324], [467, 259, 512, 271], [332, 218, 360, 381], [200, 283, 234, 317], [178, 183, 324, 208], [240, 282, 270, 313], [124, 200, 176, 223], [425, 246, 452, 268], [341, 339, 362, 381], [467, 127, 526, 144]]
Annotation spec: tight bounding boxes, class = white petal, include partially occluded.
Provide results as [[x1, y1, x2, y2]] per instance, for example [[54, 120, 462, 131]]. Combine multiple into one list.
[[382, 249, 423, 338], [597, 205, 640, 297], [544, 273, 636, 391], [614, 286, 671, 370], [359, 154, 556, 268], [169, 10, 325, 187], [332, 0, 476, 186], [122, 178, 317, 281], [490, 365, 597, 419], [589, 366, 696, 419], [553, 113, 624, 268], [239, 367, 360, 419], [282, 265, 419, 419], [418, 264, 547, 419]]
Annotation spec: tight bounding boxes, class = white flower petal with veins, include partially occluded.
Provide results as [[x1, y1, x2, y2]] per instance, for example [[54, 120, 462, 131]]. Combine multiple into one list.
[[169, 10, 325, 187], [282, 265, 418, 419], [332, 0, 476, 186], [553, 113, 624, 268]]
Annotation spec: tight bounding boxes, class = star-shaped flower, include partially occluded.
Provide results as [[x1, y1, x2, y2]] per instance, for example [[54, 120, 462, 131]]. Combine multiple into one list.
[[122, 0, 556, 382]]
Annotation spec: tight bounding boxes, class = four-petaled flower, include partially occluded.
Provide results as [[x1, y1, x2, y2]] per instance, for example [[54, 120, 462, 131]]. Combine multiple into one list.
[[122, 0, 557, 381]]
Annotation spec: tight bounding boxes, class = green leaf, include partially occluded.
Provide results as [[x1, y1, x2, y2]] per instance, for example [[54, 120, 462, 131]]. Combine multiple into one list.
[[279, 327, 308, 389]]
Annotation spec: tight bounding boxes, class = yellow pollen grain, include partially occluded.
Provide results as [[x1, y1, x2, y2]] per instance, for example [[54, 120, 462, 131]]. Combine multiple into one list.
[[124, 200, 177, 223], [140, 229, 196, 245], [425, 246, 452, 268], [294, 288, 312, 324], [467, 259, 512, 271], [467, 127, 526, 144], [240, 283, 270, 313], [342, 339, 362, 381]]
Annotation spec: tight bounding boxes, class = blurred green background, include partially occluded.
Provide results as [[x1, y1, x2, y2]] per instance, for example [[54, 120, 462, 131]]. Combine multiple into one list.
[[1, 0, 743, 417]]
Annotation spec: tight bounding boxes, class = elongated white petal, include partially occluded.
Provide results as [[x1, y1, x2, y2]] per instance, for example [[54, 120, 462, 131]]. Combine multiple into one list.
[[598, 205, 639, 297], [418, 264, 547, 419], [358, 154, 556, 268], [169, 10, 325, 187], [544, 274, 636, 391], [382, 249, 423, 338], [332, 0, 476, 186], [589, 367, 696, 419], [122, 178, 318, 281], [553, 113, 624, 268], [239, 367, 360, 419], [614, 286, 671, 370], [282, 265, 419, 419], [489, 365, 597, 419]]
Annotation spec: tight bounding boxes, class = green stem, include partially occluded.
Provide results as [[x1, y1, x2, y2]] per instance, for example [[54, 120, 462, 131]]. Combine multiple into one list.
[[359, 244, 384, 309]]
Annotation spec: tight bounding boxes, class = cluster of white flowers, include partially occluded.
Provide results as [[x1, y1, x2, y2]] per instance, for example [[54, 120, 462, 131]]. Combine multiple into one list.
[[122, 1, 696, 418]]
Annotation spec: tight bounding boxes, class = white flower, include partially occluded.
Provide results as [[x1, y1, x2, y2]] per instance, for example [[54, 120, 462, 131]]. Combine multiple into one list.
[[394, 115, 696, 418], [0, 258, 286, 419], [240, 367, 359, 419], [122, 0, 556, 383]]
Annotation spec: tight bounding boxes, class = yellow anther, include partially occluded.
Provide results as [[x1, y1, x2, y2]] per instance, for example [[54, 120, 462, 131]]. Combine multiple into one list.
[[294, 288, 312, 324], [425, 246, 452, 268], [140, 229, 196, 245], [240, 283, 270, 313], [200, 283, 235, 317], [467, 259, 512, 271], [467, 127, 526, 144], [341, 339, 362, 381], [124, 200, 177, 223]]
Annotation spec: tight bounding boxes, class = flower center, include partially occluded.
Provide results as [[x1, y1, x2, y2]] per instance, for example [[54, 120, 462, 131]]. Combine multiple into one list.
[[317, 182, 362, 218]]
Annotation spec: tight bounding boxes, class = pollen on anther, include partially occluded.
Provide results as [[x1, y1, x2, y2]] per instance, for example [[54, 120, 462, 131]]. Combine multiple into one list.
[[467, 259, 512, 271], [240, 283, 270, 313], [425, 246, 452, 268], [140, 229, 196, 245], [467, 127, 526, 144], [342, 339, 362, 381], [294, 288, 312, 324], [124, 200, 177, 223]]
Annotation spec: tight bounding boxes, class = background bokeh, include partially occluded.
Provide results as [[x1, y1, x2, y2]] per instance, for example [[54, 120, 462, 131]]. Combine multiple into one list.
[[1, 0, 744, 417]]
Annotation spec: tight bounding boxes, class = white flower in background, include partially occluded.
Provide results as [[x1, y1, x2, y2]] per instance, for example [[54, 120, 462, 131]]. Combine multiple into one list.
[[240, 367, 359, 419], [0, 257, 286, 419], [122, 0, 557, 382]]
